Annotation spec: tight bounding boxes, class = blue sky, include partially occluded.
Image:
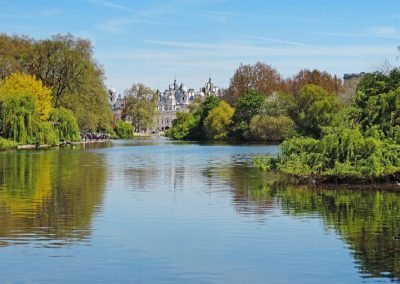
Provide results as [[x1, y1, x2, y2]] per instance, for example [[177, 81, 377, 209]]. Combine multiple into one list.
[[1, 0, 400, 93]]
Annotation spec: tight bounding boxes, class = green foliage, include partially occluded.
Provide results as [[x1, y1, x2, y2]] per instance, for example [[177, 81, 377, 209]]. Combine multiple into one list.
[[253, 156, 277, 171], [295, 84, 341, 137], [114, 120, 134, 139], [0, 33, 113, 132], [231, 90, 265, 139], [166, 112, 197, 140], [34, 121, 59, 145], [2, 94, 37, 144], [194, 96, 220, 139], [262, 92, 296, 117], [122, 84, 158, 132], [249, 115, 295, 142], [204, 101, 234, 140], [50, 107, 80, 141], [353, 70, 400, 142], [0, 137, 17, 150], [1, 94, 60, 145], [272, 128, 400, 178]]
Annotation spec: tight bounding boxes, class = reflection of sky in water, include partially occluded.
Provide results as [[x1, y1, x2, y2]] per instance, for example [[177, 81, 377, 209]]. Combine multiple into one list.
[[0, 139, 398, 283]]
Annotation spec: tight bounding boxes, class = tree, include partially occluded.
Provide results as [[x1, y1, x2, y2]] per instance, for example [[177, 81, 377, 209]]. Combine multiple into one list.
[[285, 69, 343, 98], [114, 120, 134, 139], [26, 34, 92, 107], [0, 33, 113, 132], [204, 101, 235, 140], [166, 112, 197, 140], [262, 92, 296, 117], [192, 95, 220, 139], [352, 69, 400, 142], [2, 94, 37, 143], [231, 90, 265, 140], [50, 107, 80, 141], [295, 84, 341, 137], [0, 72, 52, 120], [0, 33, 33, 79], [249, 115, 295, 142], [225, 62, 284, 104], [122, 83, 158, 132]]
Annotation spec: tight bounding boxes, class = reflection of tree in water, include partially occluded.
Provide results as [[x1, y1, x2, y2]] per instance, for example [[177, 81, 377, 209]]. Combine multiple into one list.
[[211, 166, 289, 216], [278, 187, 400, 281], [0, 150, 107, 247], [221, 166, 400, 282]]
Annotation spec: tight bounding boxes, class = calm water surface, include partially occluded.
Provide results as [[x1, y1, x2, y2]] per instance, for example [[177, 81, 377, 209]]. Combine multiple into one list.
[[0, 138, 399, 283]]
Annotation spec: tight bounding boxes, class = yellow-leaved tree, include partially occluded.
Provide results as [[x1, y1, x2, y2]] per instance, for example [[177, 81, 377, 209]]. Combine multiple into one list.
[[0, 73, 52, 120], [204, 100, 235, 140]]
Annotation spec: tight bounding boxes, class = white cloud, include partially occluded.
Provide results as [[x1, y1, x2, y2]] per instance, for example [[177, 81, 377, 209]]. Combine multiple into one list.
[[369, 25, 399, 36]]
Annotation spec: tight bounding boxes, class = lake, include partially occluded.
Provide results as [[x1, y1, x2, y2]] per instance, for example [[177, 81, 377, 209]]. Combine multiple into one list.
[[0, 138, 399, 283]]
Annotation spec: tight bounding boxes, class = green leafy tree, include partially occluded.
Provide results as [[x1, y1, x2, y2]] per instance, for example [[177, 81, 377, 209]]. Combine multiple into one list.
[[50, 107, 80, 141], [166, 112, 197, 140], [249, 115, 295, 142], [122, 83, 158, 132], [204, 101, 235, 140], [0, 33, 113, 131], [295, 84, 341, 137], [231, 90, 265, 140], [2, 94, 37, 144], [352, 69, 400, 141], [262, 92, 296, 117], [192, 96, 220, 139], [114, 120, 134, 139]]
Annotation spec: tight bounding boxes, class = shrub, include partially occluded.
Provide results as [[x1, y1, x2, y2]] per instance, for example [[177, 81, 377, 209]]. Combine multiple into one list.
[[114, 120, 134, 139], [249, 115, 295, 142], [0, 137, 17, 150]]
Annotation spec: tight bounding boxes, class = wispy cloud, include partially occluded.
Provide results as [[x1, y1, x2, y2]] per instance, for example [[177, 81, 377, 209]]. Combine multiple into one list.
[[97, 18, 134, 33], [123, 40, 395, 59], [0, 9, 60, 19], [245, 35, 307, 47], [368, 25, 400, 37], [87, 0, 133, 12], [205, 10, 238, 23], [316, 26, 400, 39]]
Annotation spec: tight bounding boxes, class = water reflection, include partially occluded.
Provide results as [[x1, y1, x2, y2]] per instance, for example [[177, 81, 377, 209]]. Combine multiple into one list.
[[1, 140, 399, 283], [0, 148, 107, 247], [217, 166, 400, 281]]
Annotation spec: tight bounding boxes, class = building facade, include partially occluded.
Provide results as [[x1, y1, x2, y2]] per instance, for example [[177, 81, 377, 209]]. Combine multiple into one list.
[[155, 78, 221, 131]]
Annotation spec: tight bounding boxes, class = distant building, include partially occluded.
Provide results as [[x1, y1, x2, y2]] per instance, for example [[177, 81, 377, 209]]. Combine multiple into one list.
[[108, 78, 222, 132], [156, 78, 221, 131], [108, 88, 125, 125], [342, 72, 365, 104]]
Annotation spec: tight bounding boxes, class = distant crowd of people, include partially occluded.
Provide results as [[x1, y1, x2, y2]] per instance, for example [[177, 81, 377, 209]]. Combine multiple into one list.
[[80, 132, 111, 141]]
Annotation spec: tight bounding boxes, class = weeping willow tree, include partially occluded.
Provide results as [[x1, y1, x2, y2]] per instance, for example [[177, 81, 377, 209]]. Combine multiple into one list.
[[2, 94, 37, 144], [50, 107, 80, 141], [1, 94, 59, 145]]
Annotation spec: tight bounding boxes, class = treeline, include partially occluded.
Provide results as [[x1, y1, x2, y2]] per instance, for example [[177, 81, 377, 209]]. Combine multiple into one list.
[[0, 33, 114, 148], [254, 68, 400, 182], [167, 62, 344, 142]]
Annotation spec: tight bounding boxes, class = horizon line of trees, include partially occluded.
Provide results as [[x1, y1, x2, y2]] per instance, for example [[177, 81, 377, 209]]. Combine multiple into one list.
[[167, 62, 348, 142]]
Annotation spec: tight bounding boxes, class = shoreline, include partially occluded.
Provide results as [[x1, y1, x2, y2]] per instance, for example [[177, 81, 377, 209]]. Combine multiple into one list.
[[15, 139, 112, 150]]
